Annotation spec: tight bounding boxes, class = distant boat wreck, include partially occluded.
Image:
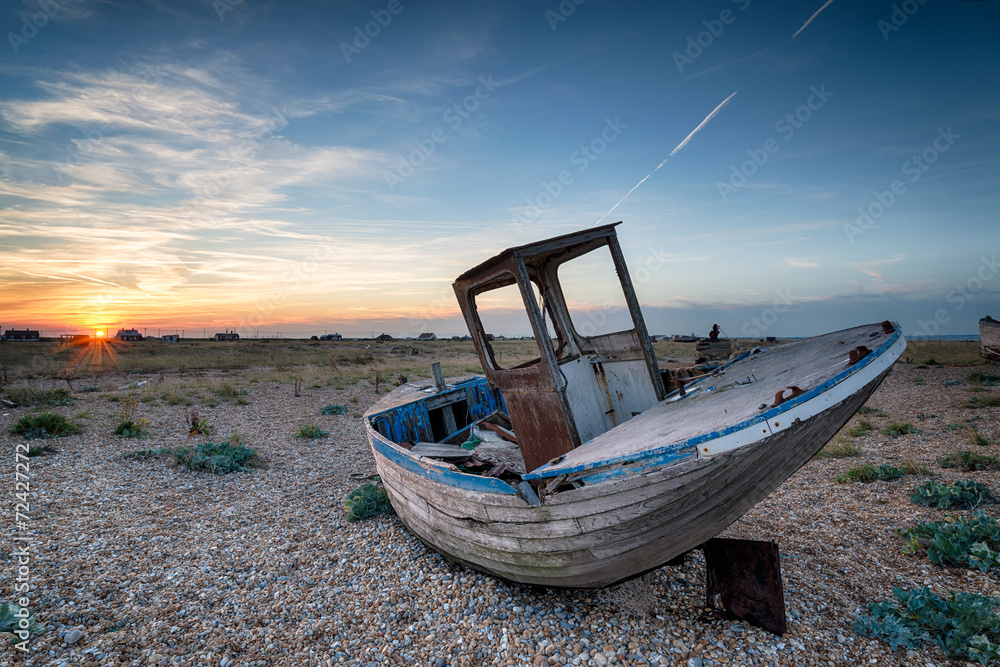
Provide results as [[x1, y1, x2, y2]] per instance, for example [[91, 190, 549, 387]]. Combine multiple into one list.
[[364, 223, 906, 588], [981, 316, 1000, 361]]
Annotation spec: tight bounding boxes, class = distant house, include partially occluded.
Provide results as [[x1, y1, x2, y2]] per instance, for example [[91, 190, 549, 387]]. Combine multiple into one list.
[[116, 329, 143, 342], [376, 333, 393, 343], [214, 332, 239, 341], [320, 333, 342, 341], [4, 329, 40, 341], [162, 334, 179, 343], [417, 332, 437, 341]]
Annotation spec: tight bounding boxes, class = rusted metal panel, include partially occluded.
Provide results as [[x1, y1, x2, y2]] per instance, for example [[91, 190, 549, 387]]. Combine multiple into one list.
[[502, 391, 579, 472], [704, 537, 787, 636]]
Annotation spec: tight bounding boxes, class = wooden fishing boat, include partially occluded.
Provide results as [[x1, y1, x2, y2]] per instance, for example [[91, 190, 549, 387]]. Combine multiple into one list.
[[981, 316, 1000, 362], [363, 223, 906, 588]]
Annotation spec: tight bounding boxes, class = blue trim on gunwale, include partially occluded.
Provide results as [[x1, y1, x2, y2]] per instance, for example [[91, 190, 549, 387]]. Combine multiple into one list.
[[523, 324, 903, 480], [370, 431, 519, 495]]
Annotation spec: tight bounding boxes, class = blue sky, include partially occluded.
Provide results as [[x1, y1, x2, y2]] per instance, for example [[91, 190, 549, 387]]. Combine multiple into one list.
[[1, 0, 998, 339]]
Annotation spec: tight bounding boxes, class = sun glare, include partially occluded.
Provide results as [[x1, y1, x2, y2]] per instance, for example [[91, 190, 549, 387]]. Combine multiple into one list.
[[95, 331, 105, 337]]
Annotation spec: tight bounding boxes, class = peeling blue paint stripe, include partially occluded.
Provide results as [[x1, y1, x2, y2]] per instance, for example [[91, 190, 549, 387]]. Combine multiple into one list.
[[371, 433, 519, 495]]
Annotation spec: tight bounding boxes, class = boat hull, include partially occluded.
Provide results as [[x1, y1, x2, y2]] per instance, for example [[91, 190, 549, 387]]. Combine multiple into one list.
[[369, 363, 892, 588], [981, 317, 1000, 362]]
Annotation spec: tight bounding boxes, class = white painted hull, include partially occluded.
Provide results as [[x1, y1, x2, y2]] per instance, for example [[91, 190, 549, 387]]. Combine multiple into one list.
[[981, 317, 1000, 361], [365, 324, 905, 588]]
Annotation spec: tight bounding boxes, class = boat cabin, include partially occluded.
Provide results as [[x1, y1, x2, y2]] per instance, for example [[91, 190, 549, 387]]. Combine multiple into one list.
[[453, 223, 665, 472]]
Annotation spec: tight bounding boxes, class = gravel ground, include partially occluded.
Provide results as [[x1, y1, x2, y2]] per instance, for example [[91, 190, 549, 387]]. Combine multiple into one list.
[[1, 362, 998, 667]]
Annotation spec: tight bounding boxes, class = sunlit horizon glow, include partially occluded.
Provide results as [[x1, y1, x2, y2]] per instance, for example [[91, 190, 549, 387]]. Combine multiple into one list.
[[1, 1, 998, 339]]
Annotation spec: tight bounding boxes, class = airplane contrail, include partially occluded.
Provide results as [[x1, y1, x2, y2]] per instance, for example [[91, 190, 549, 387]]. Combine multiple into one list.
[[792, 0, 836, 39], [595, 91, 738, 224]]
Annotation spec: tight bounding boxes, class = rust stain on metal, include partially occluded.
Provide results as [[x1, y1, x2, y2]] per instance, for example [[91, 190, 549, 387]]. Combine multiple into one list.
[[703, 537, 787, 636], [849, 345, 871, 364], [769, 385, 804, 408]]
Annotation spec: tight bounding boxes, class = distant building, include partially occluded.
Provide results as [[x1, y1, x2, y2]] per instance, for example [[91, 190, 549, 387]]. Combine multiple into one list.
[[116, 329, 143, 341], [162, 334, 179, 343], [376, 333, 393, 342], [417, 332, 437, 341], [320, 333, 342, 341], [214, 332, 240, 341], [4, 329, 40, 341]]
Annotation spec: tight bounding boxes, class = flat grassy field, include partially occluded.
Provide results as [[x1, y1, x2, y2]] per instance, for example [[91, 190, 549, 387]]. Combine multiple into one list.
[[0, 337, 987, 388]]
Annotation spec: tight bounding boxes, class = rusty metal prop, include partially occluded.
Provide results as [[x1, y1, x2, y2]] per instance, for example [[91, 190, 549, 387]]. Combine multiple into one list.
[[769, 385, 804, 408], [849, 345, 871, 364], [880, 320, 895, 334], [703, 537, 787, 636]]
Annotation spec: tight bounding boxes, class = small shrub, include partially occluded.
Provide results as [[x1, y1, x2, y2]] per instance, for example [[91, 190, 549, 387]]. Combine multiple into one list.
[[186, 409, 213, 436], [965, 396, 1000, 409], [295, 424, 329, 439], [344, 482, 394, 521], [173, 441, 262, 474], [3, 387, 73, 407], [882, 422, 922, 437], [900, 459, 934, 477], [79, 386, 99, 393], [854, 587, 1000, 662], [924, 358, 940, 366], [0, 602, 45, 636], [939, 450, 1000, 471], [27, 443, 57, 457], [846, 419, 874, 438], [967, 371, 1000, 387], [9, 413, 82, 440], [858, 406, 887, 417], [106, 394, 121, 403], [320, 404, 348, 415], [73, 410, 91, 420], [969, 429, 993, 448], [914, 377, 926, 385], [916, 412, 938, 420], [814, 442, 862, 459], [113, 394, 148, 439], [837, 463, 906, 483], [901, 511, 1000, 573], [911, 480, 995, 510], [943, 379, 963, 387]]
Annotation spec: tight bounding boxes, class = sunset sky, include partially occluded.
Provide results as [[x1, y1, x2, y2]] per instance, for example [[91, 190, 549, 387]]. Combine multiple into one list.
[[1, 0, 998, 339]]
